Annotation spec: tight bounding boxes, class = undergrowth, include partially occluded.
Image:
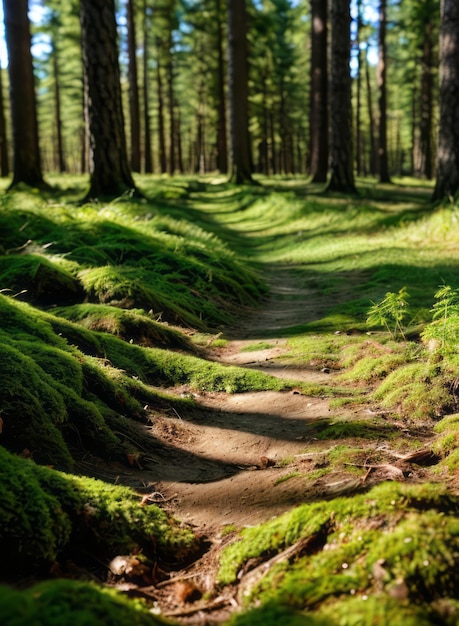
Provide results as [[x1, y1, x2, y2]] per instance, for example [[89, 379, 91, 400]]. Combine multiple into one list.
[[3, 177, 459, 624]]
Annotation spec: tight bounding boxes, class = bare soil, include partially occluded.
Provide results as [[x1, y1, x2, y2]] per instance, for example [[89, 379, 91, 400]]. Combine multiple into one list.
[[102, 265, 438, 623]]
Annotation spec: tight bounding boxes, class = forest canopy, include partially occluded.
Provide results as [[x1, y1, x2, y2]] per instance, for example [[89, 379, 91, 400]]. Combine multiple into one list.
[[0, 0, 455, 196]]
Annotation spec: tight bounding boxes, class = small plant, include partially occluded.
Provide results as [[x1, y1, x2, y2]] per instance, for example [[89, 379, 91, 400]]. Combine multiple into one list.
[[422, 284, 459, 350], [366, 287, 410, 340]]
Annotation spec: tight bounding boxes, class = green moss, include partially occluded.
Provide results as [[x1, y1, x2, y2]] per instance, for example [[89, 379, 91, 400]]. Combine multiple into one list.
[[339, 353, 408, 384], [219, 482, 459, 622], [0, 579, 172, 626], [54, 303, 193, 351], [432, 415, 459, 470], [0, 341, 73, 468], [274, 472, 303, 486], [0, 254, 82, 305], [0, 294, 68, 347], [0, 446, 198, 578], [305, 416, 397, 441], [228, 603, 329, 625], [318, 595, 432, 626], [217, 482, 459, 586], [241, 342, 276, 352], [17, 340, 84, 394], [373, 363, 447, 419], [99, 335, 290, 393]]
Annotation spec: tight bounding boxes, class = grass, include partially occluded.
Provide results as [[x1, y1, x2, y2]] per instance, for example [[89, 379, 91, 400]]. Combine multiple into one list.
[[4, 174, 459, 624]]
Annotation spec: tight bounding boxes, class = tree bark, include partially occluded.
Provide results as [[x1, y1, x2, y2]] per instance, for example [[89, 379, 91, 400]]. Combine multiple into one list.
[[155, 40, 168, 174], [433, 0, 459, 201], [80, 0, 138, 201], [3, 0, 46, 189], [365, 48, 377, 177], [355, 0, 364, 176], [309, 0, 328, 183], [227, 0, 254, 184], [127, 0, 141, 172], [0, 67, 9, 177], [327, 0, 356, 193], [215, 0, 228, 174], [419, 19, 434, 180], [52, 40, 66, 173], [377, 0, 391, 183], [143, 0, 153, 173], [167, 29, 176, 175]]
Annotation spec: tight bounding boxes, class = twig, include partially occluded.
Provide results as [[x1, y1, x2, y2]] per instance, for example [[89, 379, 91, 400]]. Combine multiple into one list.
[[140, 492, 178, 506], [156, 571, 201, 588], [162, 596, 231, 618], [237, 531, 326, 602]]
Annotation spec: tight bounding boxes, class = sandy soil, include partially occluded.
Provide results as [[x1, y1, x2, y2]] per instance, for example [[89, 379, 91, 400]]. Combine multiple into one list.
[[99, 265, 437, 623], [138, 266, 373, 532]]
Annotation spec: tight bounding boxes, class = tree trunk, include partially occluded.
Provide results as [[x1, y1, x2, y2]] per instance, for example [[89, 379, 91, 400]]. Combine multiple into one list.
[[411, 83, 418, 176], [176, 105, 184, 173], [52, 41, 66, 173], [80, 0, 138, 201], [433, 0, 459, 200], [269, 108, 277, 175], [167, 29, 176, 175], [215, 0, 228, 174], [156, 39, 167, 174], [355, 0, 363, 176], [258, 72, 269, 175], [309, 0, 328, 183], [143, 0, 153, 173], [377, 0, 391, 183], [0, 67, 9, 177], [419, 19, 434, 180], [327, 0, 356, 193], [365, 48, 377, 177], [127, 0, 141, 172], [3, 0, 46, 189], [227, 0, 253, 184]]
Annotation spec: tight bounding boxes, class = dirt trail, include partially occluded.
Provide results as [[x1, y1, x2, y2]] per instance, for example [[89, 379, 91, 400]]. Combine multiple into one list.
[[143, 265, 368, 532]]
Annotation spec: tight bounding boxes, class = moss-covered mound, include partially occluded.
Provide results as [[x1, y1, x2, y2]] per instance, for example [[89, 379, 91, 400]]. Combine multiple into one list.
[[53, 303, 194, 351], [0, 446, 198, 580], [0, 293, 289, 469], [0, 579, 174, 626], [218, 482, 459, 625], [0, 192, 265, 330]]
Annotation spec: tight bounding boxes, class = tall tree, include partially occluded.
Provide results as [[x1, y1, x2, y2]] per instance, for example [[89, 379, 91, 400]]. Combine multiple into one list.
[[433, 0, 459, 200], [227, 0, 253, 183], [377, 0, 391, 183], [0, 67, 9, 177], [143, 0, 153, 173], [327, 0, 356, 192], [127, 0, 141, 172], [215, 0, 228, 174], [309, 0, 328, 182], [155, 37, 168, 174], [3, 0, 46, 189], [355, 0, 364, 175], [80, 0, 138, 200]]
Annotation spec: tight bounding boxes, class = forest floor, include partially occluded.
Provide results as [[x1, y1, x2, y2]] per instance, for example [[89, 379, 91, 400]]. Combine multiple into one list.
[[100, 263, 438, 624]]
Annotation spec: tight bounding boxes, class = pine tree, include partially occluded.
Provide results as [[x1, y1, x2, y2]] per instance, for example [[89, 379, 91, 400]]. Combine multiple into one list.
[[327, 0, 356, 192], [79, 0, 139, 200], [433, 0, 459, 200], [3, 0, 47, 189]]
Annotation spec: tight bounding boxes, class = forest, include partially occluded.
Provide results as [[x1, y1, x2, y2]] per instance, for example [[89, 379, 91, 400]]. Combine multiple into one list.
[[3, 0, 459, 625]]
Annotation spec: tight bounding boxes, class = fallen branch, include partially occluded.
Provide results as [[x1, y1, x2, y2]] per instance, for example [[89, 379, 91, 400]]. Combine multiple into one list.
[[384, 448, 439, 466], [237, 530, 326, 602], [344, 462, 404, 481], [163, 595, 233, 618]]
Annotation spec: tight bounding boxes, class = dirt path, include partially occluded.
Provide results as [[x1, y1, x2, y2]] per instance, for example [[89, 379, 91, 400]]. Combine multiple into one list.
[[142, 265, 368, 532]]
